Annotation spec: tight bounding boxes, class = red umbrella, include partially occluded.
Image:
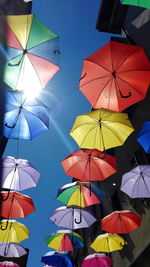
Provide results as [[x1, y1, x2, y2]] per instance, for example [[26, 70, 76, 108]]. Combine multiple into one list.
[[79, 41, 150, 112], [61, 149, 117, 181], [101, 210, 142, 234], [0, 191, 35, 219]]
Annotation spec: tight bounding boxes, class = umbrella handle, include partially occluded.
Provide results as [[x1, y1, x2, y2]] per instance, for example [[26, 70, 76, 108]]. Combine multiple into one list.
[[79, 72, 86, 81], [2, 190, 10, 201], [8, 59, 22, 67], [5, 123, 16, 129], [0, 220, 8, 231], [74, 213, 82, 224], [119, 90, 132, 98], [98, 150, 107, 159]]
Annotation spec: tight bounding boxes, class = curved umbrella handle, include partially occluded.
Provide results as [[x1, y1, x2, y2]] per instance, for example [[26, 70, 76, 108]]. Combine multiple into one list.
[[2, 190, 10, 201], [79, 72, 86, 81], [74, 213, 82, 224], [8, 58, 22, 67], [119, 90, 132, 98], [98, 150, 107, 159], [5, 123, 16, 129], [0, 220, 9, 231]]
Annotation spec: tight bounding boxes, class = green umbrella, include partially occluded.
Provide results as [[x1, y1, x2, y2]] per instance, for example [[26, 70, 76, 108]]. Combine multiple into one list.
[[122, 0, 150, 9]]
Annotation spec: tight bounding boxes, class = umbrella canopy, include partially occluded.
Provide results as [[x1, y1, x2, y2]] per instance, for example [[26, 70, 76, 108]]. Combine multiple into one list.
[[1, 14, 60, 96], [0, 242, 27, 257], [61, 149, 117, 181], [137, 121, 150, 153], [0, 156, 40, 191], [79, 41, 150, 112], [0, 262, 19, 267], [45, 229, 84, 251], [81, 253, 114, 267], [101, 210, 142, 234], [41, 251, 73, 267], [121, 165, 150, 198], [90, 233, 127, 252], [0, 191, 35, 219], [56, 181, 105, 207], [70, 109, 134, 151], [0, 220, 29, 243], [3, 89, 50, 140], [49, 206, 97, 229], [122, 0, 150, 9]]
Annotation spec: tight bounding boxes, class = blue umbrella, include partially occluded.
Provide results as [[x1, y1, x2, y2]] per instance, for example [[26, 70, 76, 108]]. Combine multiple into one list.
[[2, 89, 50, 140], [41, 251, 74, 267], [137, 121, 150, 153]]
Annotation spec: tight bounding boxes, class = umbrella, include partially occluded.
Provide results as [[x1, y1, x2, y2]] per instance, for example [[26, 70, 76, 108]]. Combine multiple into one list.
[[0, 242, 27, 257], [1, 14, 60, 96], [41, 251, 73, 267], [49, 206, 97, 229], [79, 41, 150, 112], [0, 191, 35, 229], [137, 121, 150, 153], [3, 89, 50, 140], [45, 229, 84, 251], [61, 149, 117, 181], [81, 253, 114, 267], [122, 0, 150, 9], [0, 156, 40, 191], [0, 220, 29, 243], [101, 210, 142, 234], [121, 165, 150, 198], [0, 262, 19, 267], [70, 109, 134, 151], [56, 181, 105, 207], [90, 233, 127, 252]]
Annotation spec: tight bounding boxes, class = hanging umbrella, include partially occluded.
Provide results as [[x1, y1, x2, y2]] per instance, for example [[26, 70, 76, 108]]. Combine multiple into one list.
[[81, 253, 114, 267], [56, 181, 105, 207], [121, 165, 150, 198], [122, 0, 150, 9], [0, 262, 19, 267], [0, 156, 40, 191], [49, 206, 97, 229], [45, 229, 84, 251], [101, 210, 142, 234], [3, 89, 50, 140], [79, 41, 150, 112], [90, 233, 127, 252], [1, 14, 60, 96], [70, 109, 134, 151], [0, 191, 35, 221], [61, 149, 117, 181], [137, 121, 150, 153], [0, 242, 27, 257], [0, 220, 29, 243], [41, 251, 73, 267]]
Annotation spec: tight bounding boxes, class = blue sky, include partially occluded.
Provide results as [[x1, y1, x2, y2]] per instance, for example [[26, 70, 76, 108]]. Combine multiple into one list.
[[4, 1, 114, 266]]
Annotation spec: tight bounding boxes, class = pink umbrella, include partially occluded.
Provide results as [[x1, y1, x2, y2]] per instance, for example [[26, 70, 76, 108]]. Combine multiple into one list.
[[0, 262, 19, 267], [82, 253, 114, 267]]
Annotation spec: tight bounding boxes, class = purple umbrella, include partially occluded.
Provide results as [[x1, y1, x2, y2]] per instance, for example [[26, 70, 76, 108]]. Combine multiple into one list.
[[49, 206, 97, 229], [121, 165, 150, 198], [0, 156, 40, 191], [0, 262, 19, 267], [0, 242, 27, 258]]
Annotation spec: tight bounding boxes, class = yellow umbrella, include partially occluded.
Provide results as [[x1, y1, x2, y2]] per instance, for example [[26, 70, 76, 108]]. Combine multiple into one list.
[[70, 109, 134, 151], [90, 233, 127, 252], [0, 220, 29, 243]]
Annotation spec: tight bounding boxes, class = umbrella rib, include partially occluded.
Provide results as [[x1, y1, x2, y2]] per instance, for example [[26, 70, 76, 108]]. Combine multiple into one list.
[[116, 47, 143, 70], [27, 54, 44, 89], [79, 124, 98, 147], [21, 168, 38, 184], [85, 58, 111, 73], [80, 74, 112, 88], [114, 46, 130, 70], [102, 123, 125, 144], [116, 76, 145, 97], [92, 77, 113, 108]]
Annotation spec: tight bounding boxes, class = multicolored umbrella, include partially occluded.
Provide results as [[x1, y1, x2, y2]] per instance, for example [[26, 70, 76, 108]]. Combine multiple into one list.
[[0, 191, 35, 220], [137, 121, 150, 153], [56, 181, 105, 207], [41, 251, 73, 267], [0, 242, 27, 257], [90, 233, 127, 252], [79, 41, 150, 112], [121, 165, 150, 198], [1, 14, 60, 96], [3, 89, 50, 140], [61, 149, 117, 181], [122, 0, 150, 9], [101, 210, 142, 234], [0, 220, 29, 243], [45, 230, 84, 251], [0, 262, 19, 267], [81, 253, 114, 267], [0, 156, 40, 191], [70, 109, 134, 151], [49, 206, 97, 229]]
